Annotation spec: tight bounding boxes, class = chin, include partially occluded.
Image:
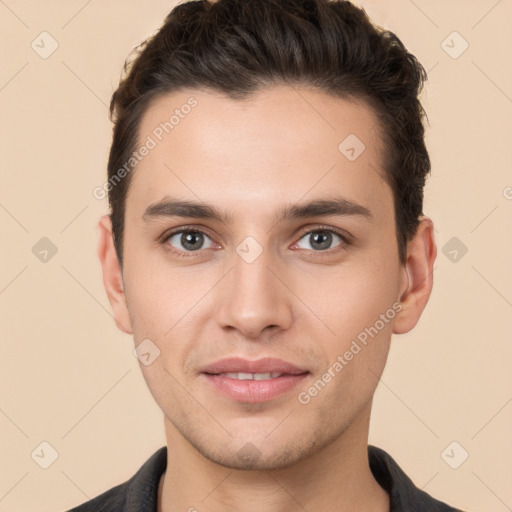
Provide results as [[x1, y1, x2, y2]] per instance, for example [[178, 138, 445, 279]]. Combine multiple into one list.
[[193, 433, 324, 471]]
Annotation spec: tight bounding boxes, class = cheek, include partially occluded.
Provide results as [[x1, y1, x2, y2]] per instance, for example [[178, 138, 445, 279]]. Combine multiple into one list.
[[299, 273, 396, 414], [291, 245, 400, 403], [123, 252, 222, 346], [295, 251, 400, 343], [122, 254, 185, 337]]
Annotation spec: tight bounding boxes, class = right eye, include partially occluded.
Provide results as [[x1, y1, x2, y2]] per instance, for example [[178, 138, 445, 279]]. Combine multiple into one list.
[[163, 229, 216, 254]]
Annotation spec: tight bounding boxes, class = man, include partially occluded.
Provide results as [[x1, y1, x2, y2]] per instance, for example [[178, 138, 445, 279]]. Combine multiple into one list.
[[72, 0, 466, 510]]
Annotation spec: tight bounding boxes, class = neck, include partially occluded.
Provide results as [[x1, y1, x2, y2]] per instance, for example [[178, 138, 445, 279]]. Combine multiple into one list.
[[158, 402, 389, 512]]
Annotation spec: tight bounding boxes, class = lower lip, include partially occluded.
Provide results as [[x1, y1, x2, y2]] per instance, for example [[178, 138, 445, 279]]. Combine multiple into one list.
[[203, 373, 309, 403]]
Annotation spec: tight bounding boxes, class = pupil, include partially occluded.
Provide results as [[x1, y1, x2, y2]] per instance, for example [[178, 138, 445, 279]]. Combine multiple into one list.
[[182, 232, 203, 251], [311, 231, 331, 250]]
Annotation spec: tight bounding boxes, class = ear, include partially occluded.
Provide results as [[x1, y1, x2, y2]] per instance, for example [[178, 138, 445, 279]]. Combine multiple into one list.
[[393, 216, 437, 334], [97, 214, 133, 334]]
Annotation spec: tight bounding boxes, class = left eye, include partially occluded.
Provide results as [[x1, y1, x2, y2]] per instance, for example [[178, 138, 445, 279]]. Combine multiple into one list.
[[295, 229, 344, 251]]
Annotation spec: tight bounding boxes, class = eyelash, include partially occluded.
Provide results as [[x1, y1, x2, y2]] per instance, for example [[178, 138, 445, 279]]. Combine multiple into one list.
[[160, 225, 352, 259]]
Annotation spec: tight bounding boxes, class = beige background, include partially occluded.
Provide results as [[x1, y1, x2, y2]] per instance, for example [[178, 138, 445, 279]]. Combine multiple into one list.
[[1, 0, 511, 511]]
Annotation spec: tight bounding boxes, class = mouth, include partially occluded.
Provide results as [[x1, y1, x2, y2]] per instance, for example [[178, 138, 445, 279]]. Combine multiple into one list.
[[210, 372, 292, 380], [200, 357, 310, 403]]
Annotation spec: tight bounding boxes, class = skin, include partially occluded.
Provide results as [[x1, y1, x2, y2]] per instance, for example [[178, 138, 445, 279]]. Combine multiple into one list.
[[97, 85, 436, 512]]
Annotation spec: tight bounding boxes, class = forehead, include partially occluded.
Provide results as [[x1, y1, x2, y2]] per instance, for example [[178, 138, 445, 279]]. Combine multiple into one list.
[[126, 85, 391, 223]]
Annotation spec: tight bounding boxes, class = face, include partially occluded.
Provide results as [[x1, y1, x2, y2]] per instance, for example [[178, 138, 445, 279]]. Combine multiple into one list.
[[103, 85, 426, 470]]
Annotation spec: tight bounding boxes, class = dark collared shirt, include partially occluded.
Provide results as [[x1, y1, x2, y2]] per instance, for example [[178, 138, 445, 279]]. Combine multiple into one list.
[[67, 445, 465, 511]]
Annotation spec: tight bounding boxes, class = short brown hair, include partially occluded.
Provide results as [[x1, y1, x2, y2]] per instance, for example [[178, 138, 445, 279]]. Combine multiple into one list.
[[107, 0, 430, 267]]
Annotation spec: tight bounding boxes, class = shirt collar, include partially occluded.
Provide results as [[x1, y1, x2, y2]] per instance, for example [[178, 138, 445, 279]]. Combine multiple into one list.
[[123, 445, 460, 512]]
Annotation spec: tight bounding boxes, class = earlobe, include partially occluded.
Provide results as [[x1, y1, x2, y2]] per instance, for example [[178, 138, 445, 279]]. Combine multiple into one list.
[[393, 216, 437, 335], [97, 215, 133, 335]]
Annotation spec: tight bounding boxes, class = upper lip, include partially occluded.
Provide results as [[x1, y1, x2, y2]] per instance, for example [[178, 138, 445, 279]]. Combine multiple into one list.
[[200, 357, 309, 375]]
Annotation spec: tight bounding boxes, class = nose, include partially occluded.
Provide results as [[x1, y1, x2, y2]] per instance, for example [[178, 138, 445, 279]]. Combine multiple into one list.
[[215, 245, 294, 339]]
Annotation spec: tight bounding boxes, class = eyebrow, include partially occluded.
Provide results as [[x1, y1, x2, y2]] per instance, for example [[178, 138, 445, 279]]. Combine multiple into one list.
[[142, 195, 372, 224]]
